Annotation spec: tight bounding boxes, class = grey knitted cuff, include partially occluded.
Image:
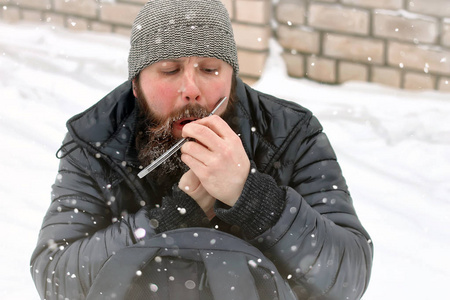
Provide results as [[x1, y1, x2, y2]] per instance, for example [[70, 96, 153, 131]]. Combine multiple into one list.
[[214, 162, 286, 240], [147, 186, 209, 233]]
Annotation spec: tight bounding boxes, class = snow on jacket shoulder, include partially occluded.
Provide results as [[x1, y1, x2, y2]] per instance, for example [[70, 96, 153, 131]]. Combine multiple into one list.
[[30, 78, 373, 300]]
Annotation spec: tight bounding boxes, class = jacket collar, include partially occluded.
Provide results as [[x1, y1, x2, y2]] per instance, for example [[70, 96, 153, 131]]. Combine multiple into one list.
[[66, 81, 141, 167], [65, 77, 312, 173]]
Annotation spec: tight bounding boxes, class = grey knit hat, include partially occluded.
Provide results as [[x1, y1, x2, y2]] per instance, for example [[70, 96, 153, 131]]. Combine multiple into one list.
[[128, 0, 239, 80]]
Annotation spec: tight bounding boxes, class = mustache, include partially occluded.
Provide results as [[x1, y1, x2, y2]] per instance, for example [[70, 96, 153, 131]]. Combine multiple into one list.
[[146, 103, 210, 136]]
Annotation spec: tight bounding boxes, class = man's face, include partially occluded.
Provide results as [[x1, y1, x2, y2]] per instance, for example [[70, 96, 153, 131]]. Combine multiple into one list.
[[133, 56, 234, 186], [133, 56, 234, 138]]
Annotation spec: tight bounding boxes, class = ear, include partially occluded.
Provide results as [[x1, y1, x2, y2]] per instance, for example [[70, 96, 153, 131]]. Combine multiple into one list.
[[132, 78, 138, 98]]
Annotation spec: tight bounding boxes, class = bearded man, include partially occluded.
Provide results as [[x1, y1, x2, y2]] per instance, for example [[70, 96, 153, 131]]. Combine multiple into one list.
[[30, 1, 373, 299]]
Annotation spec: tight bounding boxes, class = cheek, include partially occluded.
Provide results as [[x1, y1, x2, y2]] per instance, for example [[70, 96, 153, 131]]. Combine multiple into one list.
[[145, 83, 178, 115], [204, 79, 231, 97], [213, 70, 233, 96]]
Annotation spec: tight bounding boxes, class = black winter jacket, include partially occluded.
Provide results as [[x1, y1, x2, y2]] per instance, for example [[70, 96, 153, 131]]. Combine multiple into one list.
[[31, 78, 373, 299]]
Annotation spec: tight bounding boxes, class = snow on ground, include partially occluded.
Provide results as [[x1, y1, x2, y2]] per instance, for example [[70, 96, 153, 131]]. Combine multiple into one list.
[[1, 21, 449, 299]]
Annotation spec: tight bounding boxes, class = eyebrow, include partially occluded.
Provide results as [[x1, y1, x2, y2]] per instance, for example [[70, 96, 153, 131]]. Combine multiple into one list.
[[161, 57, 217, 63], [161, 58, 185, 63]]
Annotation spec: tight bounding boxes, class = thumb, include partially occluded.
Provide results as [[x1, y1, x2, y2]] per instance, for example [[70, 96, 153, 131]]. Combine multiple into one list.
[[179, 170, 216, 220], [178, 170, 202, 197]]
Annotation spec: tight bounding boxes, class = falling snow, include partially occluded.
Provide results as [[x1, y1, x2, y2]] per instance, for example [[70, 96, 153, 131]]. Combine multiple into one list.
[[1, 22, 449, 300], [248, 260, 258, 268], [134, 228, 146, 239], [149, 283, 158, 292], [185, 280, 196, 289]]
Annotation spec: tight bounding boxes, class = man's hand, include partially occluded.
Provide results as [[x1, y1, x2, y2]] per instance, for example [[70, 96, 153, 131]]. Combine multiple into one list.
[[180, 115, 250, 207], [178, 170, 216, 220]]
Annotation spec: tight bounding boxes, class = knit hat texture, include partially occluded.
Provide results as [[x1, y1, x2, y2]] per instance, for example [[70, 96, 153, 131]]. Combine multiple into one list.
[[128, 0, 238, 80]]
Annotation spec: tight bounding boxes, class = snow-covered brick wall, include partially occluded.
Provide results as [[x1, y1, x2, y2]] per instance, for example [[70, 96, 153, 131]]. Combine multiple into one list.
[[0, 0, 271, 84], [275, 0, 450, 92], [0, 0, 449, 92]]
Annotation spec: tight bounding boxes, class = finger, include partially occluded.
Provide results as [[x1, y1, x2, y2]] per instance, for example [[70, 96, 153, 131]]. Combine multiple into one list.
[[181, 122, 225, 151], [180, 140, 212, 166], [178, 170, 201, 193], [191, 115, 242, 151], [178, 170, 215, 217], [180, 152, 208, 175], [192, 115, 235, 139]]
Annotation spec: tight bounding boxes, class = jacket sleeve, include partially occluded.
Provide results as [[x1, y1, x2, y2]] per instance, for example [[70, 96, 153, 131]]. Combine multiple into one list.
[[29, 134, 206, 300], [29, 138, 153, 299], [216, 118, 373, 299]]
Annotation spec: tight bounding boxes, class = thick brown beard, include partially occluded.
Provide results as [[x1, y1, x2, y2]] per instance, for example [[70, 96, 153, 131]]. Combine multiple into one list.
[[135, 102, 209, 188], [134, 75, 237, 189]]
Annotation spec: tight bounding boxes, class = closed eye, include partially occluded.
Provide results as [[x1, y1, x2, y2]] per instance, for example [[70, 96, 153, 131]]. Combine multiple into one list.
[[163, 69, 179, 75], [203, 68, 218, 74]]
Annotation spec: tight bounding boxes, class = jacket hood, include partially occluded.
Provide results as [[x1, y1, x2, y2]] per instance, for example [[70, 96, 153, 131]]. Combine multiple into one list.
[[66, 81, 140, 166]]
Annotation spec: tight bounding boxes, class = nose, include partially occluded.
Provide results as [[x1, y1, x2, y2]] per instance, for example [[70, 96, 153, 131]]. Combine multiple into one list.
[[180, 69, 201, 103]]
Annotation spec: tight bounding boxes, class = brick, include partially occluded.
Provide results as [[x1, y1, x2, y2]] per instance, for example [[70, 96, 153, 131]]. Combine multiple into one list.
[[15, 0, 51, 10], [100, 3, 142, 26], [341, 0, 403, 10], [241, 76, 259, 86], [407, 0, 450, 18], [306, 56, 336, 83], [373, 10, 438, 44], [438, 78, 450, 93], [324, 34, 384, 64], [1, 5, 20, 22], [281, 52, 304, 78], [123, 0, 149, 4], [54, 0, 98, 18], [237, 50, 268, 77], [43, 13, 65, 28], [443, 21, 450, 48], [403, 72, 435, 90], [90, 21, 113, 33], [220, 0, 234, 19], [276, 0, 306, 26], [66, 16, 89, 31], [388, 42, 450, 75], [22, 9, 42, 22], [277, 25, 320, 54], [113, 26, 132, 37], [232, 23, 271, 51], [308, 3, 369, 35], [371, 66, 401, 88], [338, 61, 368, 83], [236, 0, 271, 25]]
